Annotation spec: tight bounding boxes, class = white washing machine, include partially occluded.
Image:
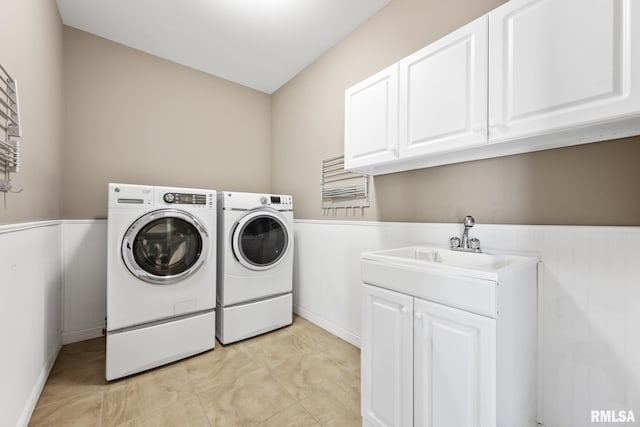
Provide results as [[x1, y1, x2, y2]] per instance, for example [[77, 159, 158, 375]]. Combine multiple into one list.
[[106, 183, 217, 380], [216, 191, 294, 344]]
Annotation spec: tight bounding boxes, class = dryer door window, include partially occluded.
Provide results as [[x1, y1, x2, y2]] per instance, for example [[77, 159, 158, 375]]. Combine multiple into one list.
[[232, 211, 290, 271], [122, 209, 209, 284]]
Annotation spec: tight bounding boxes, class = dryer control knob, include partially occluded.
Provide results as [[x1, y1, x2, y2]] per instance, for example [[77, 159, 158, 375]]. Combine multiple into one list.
[[259, 195, 268, 205], [163, 193, 175, 203]]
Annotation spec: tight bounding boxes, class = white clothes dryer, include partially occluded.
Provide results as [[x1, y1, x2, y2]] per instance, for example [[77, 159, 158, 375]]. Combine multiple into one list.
[[106, 183, 216, 380], [216, 191, 294, 344]]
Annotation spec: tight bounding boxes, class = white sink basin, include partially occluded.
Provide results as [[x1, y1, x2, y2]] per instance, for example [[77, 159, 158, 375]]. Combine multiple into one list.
[[367, 246, 523, 273], [361, 246, 538, 316]]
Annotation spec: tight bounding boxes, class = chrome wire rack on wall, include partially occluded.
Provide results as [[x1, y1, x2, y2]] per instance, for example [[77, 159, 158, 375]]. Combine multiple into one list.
[[0, 63, 21, 198], [320, 155, 369, 215]]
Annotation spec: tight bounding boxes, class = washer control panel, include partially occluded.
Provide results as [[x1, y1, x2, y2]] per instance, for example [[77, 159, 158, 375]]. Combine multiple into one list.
[[222, 192, 293, 210], [163, 192, 208, 205], [260, 194, 293, 208]]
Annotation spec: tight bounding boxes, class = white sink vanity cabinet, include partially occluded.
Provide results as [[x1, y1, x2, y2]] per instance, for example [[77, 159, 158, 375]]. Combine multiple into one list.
[[360, 247, 539, 427], [345, 0, 640, 175]]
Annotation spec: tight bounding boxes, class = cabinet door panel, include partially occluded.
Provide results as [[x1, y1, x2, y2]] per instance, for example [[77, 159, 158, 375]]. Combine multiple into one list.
[[489, 0, 640, 141], [399, 15, 488, 158], [414, 298, 496, 427], [345, 64, 399, 170], [362, 284, 413, 427]]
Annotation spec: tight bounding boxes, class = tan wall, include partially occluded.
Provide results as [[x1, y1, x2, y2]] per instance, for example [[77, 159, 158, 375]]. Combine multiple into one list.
[[5, 1, 638, 224], [271, 0, 640, 226], [0, 0, 64, 223], [62, 27, 271, 219]]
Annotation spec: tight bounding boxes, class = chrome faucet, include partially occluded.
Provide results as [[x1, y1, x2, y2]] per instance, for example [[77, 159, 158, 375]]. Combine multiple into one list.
[[450, 215, 481, 253], [461, 215, 474, 248]]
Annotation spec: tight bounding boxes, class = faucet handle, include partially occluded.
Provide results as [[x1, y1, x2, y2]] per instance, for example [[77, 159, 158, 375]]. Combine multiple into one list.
[[469, 238, 481, 251], [450, 237, 461, 249]]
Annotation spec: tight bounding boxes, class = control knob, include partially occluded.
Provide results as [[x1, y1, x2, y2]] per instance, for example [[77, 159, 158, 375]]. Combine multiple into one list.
[[259, 195, 268, 205], [163, 193, 175, 203]]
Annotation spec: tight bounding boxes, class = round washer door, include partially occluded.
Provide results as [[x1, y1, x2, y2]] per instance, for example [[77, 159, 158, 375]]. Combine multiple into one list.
[[232, 210, 291, 271], [122, 209, 209, 284]]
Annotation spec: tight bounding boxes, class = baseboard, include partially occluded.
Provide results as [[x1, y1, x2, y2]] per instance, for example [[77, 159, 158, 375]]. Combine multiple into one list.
[[62, 326, 104, 345], [16, 339, 61, 427], [294, 305, 361, 348]]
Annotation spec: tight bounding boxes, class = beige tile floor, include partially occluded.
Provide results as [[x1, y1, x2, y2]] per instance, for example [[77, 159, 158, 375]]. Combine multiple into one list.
[[29, 316, 362, 427]]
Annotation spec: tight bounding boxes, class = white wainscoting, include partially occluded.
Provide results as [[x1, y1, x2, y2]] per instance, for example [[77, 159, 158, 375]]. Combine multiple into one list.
[[0, 222, 63, 427], [61, 220, 107, 344], [293, 220, 640, 427], [3, 219, 638, 427]]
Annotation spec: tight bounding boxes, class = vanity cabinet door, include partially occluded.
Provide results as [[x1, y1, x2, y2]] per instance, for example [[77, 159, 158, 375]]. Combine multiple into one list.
[[398, 15, 488, 158], [361, 284, 413, 427], [414, 297, 496, 427], [344, 64, 399, 171], [488, 0, 640, 143]]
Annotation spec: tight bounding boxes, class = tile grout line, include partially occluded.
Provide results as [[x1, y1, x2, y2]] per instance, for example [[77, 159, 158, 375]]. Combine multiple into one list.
[[195, 393, 214, 427], [98, 390, 105, 427]]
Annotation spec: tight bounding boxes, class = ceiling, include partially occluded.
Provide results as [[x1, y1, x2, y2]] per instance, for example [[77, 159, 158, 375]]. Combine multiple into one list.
[[56, 0, 391, 94]]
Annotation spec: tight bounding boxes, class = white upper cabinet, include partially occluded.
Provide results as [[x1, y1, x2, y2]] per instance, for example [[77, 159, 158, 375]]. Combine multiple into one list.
[[488, 0, 640, 143], [344, 64, 399, 170], [345, 0, 640, 175], [399, 15, 488, 158]]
